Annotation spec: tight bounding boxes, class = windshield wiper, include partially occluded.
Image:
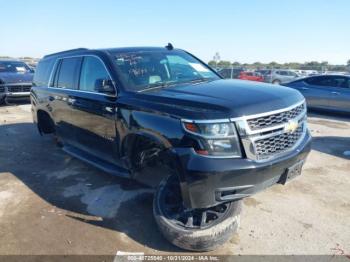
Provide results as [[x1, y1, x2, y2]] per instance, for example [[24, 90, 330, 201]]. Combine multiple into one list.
[[178, 77, 213, 85], [138, 81, 177, 92], [138, 78, 214, 93]]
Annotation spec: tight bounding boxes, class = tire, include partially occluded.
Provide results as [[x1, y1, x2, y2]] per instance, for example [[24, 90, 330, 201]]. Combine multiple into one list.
[[153, 175, 242, 251], [272, 79, 281, 85]]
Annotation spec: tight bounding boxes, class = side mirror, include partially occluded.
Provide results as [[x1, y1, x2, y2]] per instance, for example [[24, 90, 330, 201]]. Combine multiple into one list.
[[95, 79, 115, 95]]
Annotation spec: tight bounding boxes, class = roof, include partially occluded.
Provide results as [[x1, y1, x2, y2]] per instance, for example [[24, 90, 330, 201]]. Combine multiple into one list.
[[42, 46, 179, 59], [101, 46, 175, 54]]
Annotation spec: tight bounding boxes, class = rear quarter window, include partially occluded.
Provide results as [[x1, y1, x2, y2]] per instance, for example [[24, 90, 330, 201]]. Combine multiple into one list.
[[32, 59, 55, 87]]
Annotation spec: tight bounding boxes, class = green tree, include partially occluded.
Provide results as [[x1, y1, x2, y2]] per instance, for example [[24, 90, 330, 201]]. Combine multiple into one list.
[[217, 60, 232, 68], [268, 61, 279, 69], [347, 59, 350, 67], [231, 61, 241, 67], [252, 62, 263, 69], [208, 60, 217, 67]]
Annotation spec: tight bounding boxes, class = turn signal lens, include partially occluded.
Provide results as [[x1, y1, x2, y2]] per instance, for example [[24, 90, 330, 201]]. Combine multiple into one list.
[[184, 123, 198, 133]]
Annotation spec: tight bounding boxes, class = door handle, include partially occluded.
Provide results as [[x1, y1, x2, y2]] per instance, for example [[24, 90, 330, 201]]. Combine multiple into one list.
[[331, 91, 340, 95], [301, 87, 309, 90]]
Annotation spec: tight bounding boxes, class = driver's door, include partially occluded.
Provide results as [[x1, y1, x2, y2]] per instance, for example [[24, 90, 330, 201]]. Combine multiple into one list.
[[70, 56, 119, 164]]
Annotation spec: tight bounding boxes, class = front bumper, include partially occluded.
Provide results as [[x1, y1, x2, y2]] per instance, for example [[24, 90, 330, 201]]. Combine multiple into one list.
[[173, 131, 312, 209], [4, 91, 30, 98], [0, 83, 31, 99]]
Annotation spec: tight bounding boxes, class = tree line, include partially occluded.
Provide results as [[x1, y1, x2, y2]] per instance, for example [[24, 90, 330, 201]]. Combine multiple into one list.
[[208, 59, 350, 72]]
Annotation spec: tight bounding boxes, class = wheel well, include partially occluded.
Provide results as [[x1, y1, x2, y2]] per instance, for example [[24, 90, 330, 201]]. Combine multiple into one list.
[[37, 110, 55, 134], [123, 134, 174, 187], [123, 134, 164, 168]]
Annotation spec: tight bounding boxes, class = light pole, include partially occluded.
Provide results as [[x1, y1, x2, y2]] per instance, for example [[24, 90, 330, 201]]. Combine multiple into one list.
[[213, 52, 220, 70]]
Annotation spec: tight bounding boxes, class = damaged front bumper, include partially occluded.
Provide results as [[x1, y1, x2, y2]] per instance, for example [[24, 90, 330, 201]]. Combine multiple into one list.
[[172, 131, 312, 209]]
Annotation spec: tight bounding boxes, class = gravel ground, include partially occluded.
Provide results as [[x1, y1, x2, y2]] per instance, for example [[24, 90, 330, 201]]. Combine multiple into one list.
[[0, 103, 349, 257]]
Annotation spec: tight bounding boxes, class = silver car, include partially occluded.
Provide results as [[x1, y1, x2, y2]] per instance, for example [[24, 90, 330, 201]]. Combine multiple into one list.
[[284, 75, 350, 113], [263, 69, 299, 85]]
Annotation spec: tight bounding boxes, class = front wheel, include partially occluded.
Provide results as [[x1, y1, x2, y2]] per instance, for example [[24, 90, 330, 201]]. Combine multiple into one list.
[[153, 175, 242, 251]]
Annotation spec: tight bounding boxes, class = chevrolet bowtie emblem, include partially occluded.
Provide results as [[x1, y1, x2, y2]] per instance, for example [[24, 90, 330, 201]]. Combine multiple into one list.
[[284, 119, 299, 133]]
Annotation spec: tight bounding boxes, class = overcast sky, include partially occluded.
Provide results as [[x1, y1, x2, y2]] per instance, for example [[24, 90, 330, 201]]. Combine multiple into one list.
[[2, 0, 349, 64]]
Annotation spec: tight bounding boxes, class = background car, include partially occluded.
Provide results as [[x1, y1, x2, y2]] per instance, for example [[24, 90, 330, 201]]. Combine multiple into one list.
[[283, 75, 350, 113], [238, 71, 264, 82], [264, 69, 300, 85], [217, 68, 244, 79], [0, 60, 34, 104]]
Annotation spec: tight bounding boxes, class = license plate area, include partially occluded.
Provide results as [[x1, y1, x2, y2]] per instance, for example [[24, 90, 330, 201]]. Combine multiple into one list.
[[279, 160, 304, 185]]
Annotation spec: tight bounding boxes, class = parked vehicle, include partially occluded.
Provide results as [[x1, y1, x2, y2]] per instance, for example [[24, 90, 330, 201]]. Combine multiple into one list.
[[0, 60, 34, 104], [284, 75, 350, 113], [263, 69, 299, 85], [31, 46, 311, 251], [238, 71, 264, 82], [217, 68, 244, 79]]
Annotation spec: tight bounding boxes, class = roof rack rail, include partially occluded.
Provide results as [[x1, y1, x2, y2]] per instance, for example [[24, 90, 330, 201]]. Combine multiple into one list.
[[43, 48, 88, 58]]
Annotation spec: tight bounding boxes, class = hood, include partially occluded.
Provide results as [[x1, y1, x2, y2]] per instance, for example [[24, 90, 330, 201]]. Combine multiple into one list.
[[126, 79, 305, 120], [0, 72, 33, 84]]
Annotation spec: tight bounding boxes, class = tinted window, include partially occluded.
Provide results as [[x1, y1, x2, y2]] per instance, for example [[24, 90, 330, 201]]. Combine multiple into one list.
[[79, 56, 111, 92], [278, 71, 288, 76], [305, 76, 348, 88], [33, 59, 55, 87], [56, 57, 82, 89]]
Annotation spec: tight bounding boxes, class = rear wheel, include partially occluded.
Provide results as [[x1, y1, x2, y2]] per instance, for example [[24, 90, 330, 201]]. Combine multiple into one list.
[[153, 175, 242, 251]]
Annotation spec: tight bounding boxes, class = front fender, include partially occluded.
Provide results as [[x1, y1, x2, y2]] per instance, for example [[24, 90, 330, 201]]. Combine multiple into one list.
[[119, 109, 184, 155]]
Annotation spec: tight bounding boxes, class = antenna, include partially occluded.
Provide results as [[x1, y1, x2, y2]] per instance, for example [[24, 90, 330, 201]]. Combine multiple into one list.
[[165, 43, 174, 50]]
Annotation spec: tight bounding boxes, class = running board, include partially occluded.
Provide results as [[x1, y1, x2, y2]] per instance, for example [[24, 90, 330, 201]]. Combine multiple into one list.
[[62, 145, 130, 178]]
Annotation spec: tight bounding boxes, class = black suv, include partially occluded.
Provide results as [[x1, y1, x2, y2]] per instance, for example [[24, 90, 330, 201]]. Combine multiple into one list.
[[0, 60, 34, 104], [31, 46, 311, 251]]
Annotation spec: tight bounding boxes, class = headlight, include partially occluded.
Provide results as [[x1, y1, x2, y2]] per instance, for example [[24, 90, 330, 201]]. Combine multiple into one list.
[[182, 121, 242, 157]]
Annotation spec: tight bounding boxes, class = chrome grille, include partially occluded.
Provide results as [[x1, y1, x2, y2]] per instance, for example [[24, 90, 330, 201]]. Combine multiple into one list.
[[7, 85, 31, 93], [247, 103, 305, 130], [255, 124, 304, 159], [239, 101, 307, 161]]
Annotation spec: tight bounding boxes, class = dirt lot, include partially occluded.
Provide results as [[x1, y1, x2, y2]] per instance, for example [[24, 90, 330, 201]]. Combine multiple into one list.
[[0, 104, 349, 256]]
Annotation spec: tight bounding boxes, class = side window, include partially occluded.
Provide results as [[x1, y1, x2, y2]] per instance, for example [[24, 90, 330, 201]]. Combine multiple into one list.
[[32, 59, 55, 87], [79, 56, 111, 92], [305, 76, 347, 88], [305, 76, 326, 86], [330, 76, 348, 88], [56, 57, 82, 89]]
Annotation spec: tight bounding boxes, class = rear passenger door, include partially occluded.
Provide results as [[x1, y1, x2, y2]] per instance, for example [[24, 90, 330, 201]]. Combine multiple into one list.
[[73, 56, 119, 164], [302, 76, 333, 109], [327, 76, 350, 112], [50, 57, 82, 146]]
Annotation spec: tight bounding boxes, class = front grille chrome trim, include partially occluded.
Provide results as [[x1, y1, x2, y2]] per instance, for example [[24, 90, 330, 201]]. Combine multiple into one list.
[[236, 100, 308, 162], [230, 100, 305, 122]]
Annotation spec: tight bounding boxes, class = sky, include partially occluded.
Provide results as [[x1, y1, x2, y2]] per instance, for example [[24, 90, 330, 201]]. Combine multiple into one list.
[[2, 0, 350, 64]]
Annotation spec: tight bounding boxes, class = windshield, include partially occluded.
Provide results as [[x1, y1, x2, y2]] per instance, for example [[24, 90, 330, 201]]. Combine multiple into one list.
[[111, 50, 220, 91], [0, 61, 31, 73]]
